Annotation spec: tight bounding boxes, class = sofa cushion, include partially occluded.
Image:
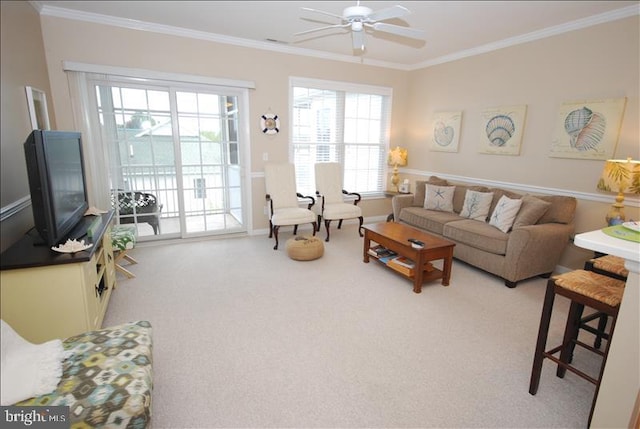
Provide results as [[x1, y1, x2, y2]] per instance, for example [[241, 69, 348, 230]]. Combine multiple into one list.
[[513, 195, 551, 228], [413, 181, 428, 207], [424, 185, 455, 212], [443, 219, 509, 255], [537, 195, 577, 224], [489, 195, 523, 233], [413, 176, 449, 206], [459, 190, 494, 221], [398, 207, 462, 235]]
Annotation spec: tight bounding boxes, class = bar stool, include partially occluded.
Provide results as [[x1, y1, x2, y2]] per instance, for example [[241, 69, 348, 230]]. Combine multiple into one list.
[[585, 254, 629, 281], [529, 269, 625, 426], [579, 255, 628, 349]]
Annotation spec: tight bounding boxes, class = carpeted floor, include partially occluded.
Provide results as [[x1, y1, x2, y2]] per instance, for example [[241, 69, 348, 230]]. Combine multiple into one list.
[[103, 223, 601, 428]]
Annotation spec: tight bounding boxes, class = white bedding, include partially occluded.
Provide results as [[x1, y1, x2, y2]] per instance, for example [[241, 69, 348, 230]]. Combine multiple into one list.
[[0, 320, 70, 405]]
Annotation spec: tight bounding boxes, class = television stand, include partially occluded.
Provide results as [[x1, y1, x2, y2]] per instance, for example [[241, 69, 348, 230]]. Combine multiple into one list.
[[0, 211, 116, 343]]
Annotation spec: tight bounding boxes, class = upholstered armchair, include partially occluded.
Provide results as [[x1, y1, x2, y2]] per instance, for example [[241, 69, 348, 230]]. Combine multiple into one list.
[[264, 163, 317, 250], [314, 162, 363, 242]]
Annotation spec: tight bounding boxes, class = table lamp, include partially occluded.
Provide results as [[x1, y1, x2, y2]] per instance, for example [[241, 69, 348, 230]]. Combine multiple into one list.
[[596, 157, 640, 225], [388, 146, 408, 192]]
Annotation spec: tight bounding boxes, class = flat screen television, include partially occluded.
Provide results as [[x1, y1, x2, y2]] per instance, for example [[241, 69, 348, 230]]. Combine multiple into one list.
[[24, 130, 89, 246]]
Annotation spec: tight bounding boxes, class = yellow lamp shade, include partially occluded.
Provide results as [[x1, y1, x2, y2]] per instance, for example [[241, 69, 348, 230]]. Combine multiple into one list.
[[596, 157, 640, 225], [597, 158, 640, 194], [387, 146, 408, 167]]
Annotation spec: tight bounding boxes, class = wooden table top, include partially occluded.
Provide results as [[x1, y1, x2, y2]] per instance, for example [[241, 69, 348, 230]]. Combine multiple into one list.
[[363, 222, 455, 250]]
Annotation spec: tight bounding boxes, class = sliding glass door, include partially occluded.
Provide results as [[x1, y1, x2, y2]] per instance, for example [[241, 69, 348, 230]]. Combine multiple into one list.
[[91, 78, 247, 239]]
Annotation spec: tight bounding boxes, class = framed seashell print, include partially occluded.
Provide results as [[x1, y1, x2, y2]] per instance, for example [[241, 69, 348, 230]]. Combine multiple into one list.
[[478, 105, 527, 156], [549, 98, 627, 160], [430, 111, 462, 152]]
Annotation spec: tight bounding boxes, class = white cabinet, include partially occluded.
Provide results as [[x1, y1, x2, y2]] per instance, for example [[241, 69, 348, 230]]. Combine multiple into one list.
[[0, 212, 116, 343]]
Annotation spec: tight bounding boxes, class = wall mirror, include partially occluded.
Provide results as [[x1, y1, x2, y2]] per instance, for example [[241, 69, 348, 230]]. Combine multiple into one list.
[[25, 86, 50, 130]]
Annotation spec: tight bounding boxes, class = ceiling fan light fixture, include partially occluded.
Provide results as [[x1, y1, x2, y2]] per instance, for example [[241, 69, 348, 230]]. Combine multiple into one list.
[[296, 1, 423, 55], [343, 5, 372, 19]]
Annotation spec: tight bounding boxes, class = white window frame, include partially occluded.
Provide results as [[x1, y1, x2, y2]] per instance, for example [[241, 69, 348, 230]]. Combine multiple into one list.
[[289, 77, 392, 198], [64, 62, 254, 235]]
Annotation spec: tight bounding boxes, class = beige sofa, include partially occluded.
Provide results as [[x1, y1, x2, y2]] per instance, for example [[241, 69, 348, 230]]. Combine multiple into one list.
[[392, 177, 577, 288]]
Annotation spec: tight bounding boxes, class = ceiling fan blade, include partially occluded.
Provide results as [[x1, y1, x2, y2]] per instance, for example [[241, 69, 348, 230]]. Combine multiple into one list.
[[294, 23, 349, 37], [352, 30, 365, 52], [367, 5, 410, 22], [301, 7, 345, 21], [372, 22, 425, 39]]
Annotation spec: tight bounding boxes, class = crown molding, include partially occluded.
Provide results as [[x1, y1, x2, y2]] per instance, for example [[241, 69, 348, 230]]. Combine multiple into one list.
[[410, 4, 640, 70], [36, 3, 410, 71], [35, 3, 638, 71]]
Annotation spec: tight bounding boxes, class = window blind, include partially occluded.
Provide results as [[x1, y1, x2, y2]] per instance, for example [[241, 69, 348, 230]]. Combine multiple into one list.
[[290, 77, 392, 197]]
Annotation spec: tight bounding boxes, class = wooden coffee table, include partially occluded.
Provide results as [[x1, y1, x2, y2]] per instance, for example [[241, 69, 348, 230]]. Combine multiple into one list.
[[363, 222, 456, 293]]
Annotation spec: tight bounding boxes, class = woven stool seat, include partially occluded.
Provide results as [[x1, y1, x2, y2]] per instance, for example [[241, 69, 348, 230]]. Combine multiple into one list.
[[552, 270, 625, 307], [588, 255, 629, 278], [286, 236, 324, 261]]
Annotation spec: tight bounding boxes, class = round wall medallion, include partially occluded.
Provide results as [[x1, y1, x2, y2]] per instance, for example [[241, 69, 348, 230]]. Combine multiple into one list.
[[261, 113, 280, 134]]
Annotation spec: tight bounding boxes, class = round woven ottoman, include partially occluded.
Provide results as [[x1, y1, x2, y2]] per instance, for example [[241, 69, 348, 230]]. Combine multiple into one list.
[[286, 236, 324, 261]]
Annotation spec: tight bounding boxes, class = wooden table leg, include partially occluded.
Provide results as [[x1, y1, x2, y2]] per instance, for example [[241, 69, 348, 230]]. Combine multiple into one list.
[[441, 250, 453, 286], [363, 232, 370, 263], [413, 253, 424, 294]]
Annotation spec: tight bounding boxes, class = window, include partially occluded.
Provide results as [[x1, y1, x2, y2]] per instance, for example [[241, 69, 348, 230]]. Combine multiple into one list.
[[290, 77, 392, 196]]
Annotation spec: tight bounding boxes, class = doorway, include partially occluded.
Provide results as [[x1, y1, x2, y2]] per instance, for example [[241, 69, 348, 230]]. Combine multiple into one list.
[[91, 79, 248, 240]]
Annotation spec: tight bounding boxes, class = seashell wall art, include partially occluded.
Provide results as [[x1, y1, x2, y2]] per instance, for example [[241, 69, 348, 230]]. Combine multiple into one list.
[[478, 105, 527, 156], [430, 111, 462, 152], [549, 98, 627, 160]]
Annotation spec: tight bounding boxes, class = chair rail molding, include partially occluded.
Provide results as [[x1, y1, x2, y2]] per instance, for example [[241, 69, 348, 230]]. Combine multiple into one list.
[[402, 168, 640, 207], [0, 196, 31, 223]]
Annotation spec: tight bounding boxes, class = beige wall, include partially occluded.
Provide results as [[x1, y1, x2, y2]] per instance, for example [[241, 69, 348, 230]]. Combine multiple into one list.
[[37, 15, 408, 232], [403, 16, 640, 268], [1, 6, 638, 270], [0, 1, 55, 252]]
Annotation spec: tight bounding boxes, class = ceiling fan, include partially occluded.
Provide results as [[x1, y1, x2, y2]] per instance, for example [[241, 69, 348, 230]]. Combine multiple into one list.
[[294, 1, 425, 52]]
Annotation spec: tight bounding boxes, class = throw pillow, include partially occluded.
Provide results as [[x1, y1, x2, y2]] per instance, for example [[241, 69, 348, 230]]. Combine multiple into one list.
[[452, 185, 490, 213], [413, 176, 449, 207], [460, 191, 494, 221], [512, 195, 551, 228], [424, 185, 455, 212], [489, 195, 523, 233], [488, 188, 523, 219]]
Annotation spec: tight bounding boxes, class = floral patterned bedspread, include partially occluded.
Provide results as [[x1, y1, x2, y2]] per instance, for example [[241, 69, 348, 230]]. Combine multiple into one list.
[[16, 321, 153, 428]]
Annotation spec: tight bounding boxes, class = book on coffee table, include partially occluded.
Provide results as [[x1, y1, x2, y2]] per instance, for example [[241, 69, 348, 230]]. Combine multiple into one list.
[[368, 244, 397, 259], [387, 256, 415, 276]]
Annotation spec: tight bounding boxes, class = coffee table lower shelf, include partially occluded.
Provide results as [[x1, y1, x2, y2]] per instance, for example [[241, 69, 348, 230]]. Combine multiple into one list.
[[363, 222, 456, 294], [371, 254, 445, 285]]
